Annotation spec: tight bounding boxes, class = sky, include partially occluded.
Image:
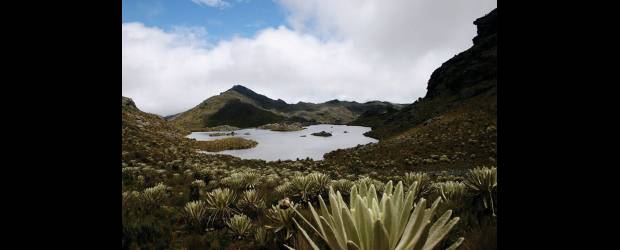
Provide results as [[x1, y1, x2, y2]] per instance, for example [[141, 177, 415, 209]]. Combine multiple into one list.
[[122, 0, 497, 116]]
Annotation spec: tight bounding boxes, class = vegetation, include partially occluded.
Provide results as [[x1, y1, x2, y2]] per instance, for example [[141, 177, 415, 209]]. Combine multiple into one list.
[[205, 188, 237, 225], [293, 181, 463, 250], [435, 181, 468, 212], [238, 189, 266, 215], [122, 156, 497, 249], [195, 137, 258, 152], [403, 172, 433, 201], [226, 214, 253, 239], [182, 200, 209, 232], [266, 198, 299, 241], [464, 167, 497, 216]]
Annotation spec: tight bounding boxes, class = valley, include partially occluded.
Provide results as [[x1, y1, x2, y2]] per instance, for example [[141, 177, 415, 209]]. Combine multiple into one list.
[[122, 8, 497, 250]]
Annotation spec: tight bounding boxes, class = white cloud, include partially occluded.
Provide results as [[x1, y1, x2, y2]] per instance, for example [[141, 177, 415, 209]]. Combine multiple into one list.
[[123, 0, 496, 116], [191, 0, 230, 9]]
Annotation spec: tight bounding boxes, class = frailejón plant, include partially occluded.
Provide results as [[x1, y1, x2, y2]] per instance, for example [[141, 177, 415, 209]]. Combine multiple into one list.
[[464, 167, 497, 216], [226, 214, 253, 238], [294, 181, 464, 250]]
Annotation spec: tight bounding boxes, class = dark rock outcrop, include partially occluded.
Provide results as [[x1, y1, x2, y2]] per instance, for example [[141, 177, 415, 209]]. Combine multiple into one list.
[[353, 8, 497, 139], [426, 9, 497, 100], [122, 96, 136, 109], [473, 9, 497, 45], [311, 131, 332, 137]]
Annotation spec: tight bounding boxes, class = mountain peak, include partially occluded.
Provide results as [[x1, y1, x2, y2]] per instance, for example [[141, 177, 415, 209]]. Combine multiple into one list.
[[229, 84, 253, 93], [472, 8, 497, 45], [226, 84, 288, 110]]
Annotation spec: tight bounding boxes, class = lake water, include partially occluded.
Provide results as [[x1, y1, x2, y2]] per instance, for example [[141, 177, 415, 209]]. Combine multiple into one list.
[[186, 124, 378, 161]]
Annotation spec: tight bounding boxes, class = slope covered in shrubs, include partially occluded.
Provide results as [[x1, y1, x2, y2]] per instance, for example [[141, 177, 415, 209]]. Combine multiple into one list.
[[123, 98, 497, 249]]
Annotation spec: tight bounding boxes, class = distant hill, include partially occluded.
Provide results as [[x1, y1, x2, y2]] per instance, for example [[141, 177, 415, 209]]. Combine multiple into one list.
[[168, 84, 403, 130]]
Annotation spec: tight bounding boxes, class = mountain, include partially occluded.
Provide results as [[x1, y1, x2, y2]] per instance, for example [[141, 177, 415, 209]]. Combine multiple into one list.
[[168, 84, 403, 131], [204, 99, 287, 127], [327, 8, 497, 172]]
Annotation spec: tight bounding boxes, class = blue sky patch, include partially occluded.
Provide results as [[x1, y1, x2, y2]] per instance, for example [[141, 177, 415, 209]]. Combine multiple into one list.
[[122, 0, 287, 42]]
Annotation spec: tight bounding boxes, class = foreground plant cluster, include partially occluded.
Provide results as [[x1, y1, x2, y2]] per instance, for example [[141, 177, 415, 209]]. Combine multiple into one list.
[[122, 159, 496, 249]]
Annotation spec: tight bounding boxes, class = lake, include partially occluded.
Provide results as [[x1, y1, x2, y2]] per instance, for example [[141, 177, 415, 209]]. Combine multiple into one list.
[[186, 124, 378, 161]]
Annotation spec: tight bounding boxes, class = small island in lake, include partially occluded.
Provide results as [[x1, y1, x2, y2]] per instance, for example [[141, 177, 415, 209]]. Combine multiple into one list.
[[259, 122, 305, 131], [311, 131, 332, 137], [191, 125, 240, 132], [195, 137, 258, 152]]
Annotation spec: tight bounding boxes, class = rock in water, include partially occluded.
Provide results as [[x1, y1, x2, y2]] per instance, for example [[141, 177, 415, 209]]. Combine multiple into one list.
[[311, 131, 332, 137]]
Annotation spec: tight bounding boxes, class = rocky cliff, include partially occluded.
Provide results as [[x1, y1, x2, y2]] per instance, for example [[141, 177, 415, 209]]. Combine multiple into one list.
[[328, 9, 497, 172], [353, 9, 497, 140]]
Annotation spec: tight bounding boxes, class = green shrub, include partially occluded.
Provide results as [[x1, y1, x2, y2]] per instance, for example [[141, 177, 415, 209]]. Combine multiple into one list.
[[464, 167, 497, 216], [330, 179, 355, 195], [182, 200, 209, 232], [237, 189, 266, 215], [205, 188, 237, 225], [290, 175, 315, 201], [436, 182, 468, 205], [226, 214, 253, 239], [307, 172, 331, 195], [222, 172, 262, 191], [254, 227, 271, 247], [355, 177, 385, 192], [266, 198, 298, 241], [276, 182, 294, 197], [286, 173, 332, 202], [141, 182, 168, 209], [403, 172, 432, 201]]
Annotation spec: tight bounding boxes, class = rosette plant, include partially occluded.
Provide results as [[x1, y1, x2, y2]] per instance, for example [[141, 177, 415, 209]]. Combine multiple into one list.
[[293, 181, 463, 250]]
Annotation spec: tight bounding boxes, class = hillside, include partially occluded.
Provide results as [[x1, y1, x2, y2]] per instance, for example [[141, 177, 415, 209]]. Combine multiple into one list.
[[204, 99, 286, 127], [330, 8, 497, 172], [169, 84, 403, 131], [351, 9, 496, 140], [123, 96, 195, 165]]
